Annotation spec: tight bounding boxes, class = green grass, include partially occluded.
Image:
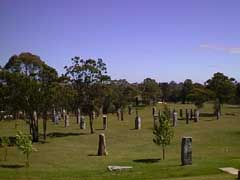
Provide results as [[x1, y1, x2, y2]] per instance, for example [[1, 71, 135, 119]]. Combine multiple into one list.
[[0, 103, 240, 180]]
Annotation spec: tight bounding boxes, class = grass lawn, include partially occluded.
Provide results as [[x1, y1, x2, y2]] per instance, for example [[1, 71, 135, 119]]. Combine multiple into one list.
[[0, 103, 240, 180]]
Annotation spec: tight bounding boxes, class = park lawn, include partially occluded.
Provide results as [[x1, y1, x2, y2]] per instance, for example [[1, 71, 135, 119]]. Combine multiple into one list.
[[0, 103, 240, 180]]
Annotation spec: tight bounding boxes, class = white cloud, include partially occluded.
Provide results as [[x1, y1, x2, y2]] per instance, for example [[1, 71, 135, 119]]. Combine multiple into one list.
[[200, 44, 240, 54]]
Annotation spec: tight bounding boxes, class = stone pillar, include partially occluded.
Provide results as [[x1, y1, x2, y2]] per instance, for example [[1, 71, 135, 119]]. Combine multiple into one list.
[[64, 114, 69, 127], [120, 108, 124, 121], [186, 109, 190, 124], [128, 106, 132, 115], [194, 110, 199, 122], [103, 115, 107, 130], [190, 109, 193, 120], [153, 114, 158, 128], [217, 111, 220, 120], [152, 107, 156, 116], [135, 115, 141, 130], [80, 116, 86, 129], [77, 108, 81, 124], [97, 134, 107, 156], [179, 109, 183, 118], [181, 137, 192, 166], [117, 109, 120, 120], [238, 170, 240, 180], [52, 108, 56, 123], [173, 112, 177, 127]]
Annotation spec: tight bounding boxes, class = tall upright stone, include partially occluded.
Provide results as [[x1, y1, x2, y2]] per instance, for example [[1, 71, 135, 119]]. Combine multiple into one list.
[[179, 109, 183, 118], [186, 109, 190, 124], [117, 108, 120, 120], [135, 115, 141, 130], [190, 109, 193, 120], [77, 108, 81, 124], [128, 106, 132, 115], [120, 108, 124, 121], [52, 108, 56, 123], [153, 114, 158, 128], [194, 110, 199, 122], [103, 115, 107, 130], [80, 115, 86, 129], [173, 112, 178, 127], [64, 114, 69, 127], [152, 107, 156, 116], [181, 137, 192, 166], [97, 134, 107, 156], [217, 111, 220, 120]]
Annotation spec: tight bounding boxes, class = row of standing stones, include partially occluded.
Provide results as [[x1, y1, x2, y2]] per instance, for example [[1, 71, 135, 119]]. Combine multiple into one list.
[[49, 107, 222, 166]]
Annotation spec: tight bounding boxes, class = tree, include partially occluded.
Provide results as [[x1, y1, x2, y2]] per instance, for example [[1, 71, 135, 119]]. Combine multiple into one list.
[[1, 137, 10, 161], [205, 72, 236, 104], [16, 131, 37, 167], [3, 52, 58, 142], [65, 57, 110, 133], [187, 83, 213, 109], [153, 107, 174, 160], [140, 78, 161, 105], [181, 79, 193, 104]]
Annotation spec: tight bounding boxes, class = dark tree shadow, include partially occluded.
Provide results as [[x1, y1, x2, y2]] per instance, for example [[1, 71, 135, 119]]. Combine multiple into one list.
[[46, 132, 89, 138], [0, 164, 25, 169], [88, 154, 98, 157], [133, 158, 161, 163], [225, 113, 235, 116], [95, 128, 105, 131], [199, 113, 215, 117]]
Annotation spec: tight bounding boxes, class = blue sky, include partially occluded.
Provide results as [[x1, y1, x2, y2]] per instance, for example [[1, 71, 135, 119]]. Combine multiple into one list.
[[0, 0, 239, 83]]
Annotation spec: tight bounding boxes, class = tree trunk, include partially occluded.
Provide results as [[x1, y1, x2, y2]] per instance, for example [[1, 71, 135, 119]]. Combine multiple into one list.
[[43, 111, 47, 140], [120, 108, 124, 121], [162, 144, 165, 160]]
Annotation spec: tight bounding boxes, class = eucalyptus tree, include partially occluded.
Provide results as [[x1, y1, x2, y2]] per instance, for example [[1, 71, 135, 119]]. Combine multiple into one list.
[[65, 57, 110, 134]]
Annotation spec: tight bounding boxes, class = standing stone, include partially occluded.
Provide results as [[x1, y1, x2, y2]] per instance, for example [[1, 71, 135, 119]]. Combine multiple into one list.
[[238, 170, 240, 180], [194, 110, 199, 122], [120, 108, 124, 121], [190, 109, 193, 120], [54, 113, 59, 124], [52, 108, 56, 123], [153, 114, 158, 128], [103, 115, 107, 130], [181, 137, 192, 166], [152, 107, 156, 116], [217, 111, 220, 120], [179, 109, 183, 118], [77, 108, 81, 124], [117, 109, 120, 120], [173, 112, 177, 127], [186, 109, 190, 124], [97, 134, 107, 156], [64, 114, 69, 127], [92, 111, 96, 120], [80, 115, 86, 129], [128, 106, 132, 115], [135, 115, 141, 130]]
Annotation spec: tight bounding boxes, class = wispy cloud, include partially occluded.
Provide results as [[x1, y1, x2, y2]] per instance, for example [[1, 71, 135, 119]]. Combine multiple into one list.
[[200, 44, 240, 54]]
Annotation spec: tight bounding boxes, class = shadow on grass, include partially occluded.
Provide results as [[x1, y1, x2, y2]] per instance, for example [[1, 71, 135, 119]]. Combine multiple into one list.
[[133, 158, 161, 163], [0, 164, 25, 169], [46, 132, 89, 138], [200, 113, 215, 117], [225, 113, 236, 116], [88, 154, 98, 157]]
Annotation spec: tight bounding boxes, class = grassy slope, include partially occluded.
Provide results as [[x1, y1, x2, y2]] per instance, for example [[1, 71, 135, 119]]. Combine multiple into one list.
[[0, 103, 239, 180]]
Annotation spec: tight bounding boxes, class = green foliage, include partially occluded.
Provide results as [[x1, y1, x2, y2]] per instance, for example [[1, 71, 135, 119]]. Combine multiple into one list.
[[1, 136, 10, 161], [153, 108, 174, 160], [181, 79, 193, 104], [206, 72, 236, 104], [140, 78, 161, 105], [16, 131, 37, 167]]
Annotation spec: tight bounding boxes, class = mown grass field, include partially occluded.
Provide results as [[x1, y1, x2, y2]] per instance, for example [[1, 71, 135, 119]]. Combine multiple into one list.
[[0, 103, 240, 180]]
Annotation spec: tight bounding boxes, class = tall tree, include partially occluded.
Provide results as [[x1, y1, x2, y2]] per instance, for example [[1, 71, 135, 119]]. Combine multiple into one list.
[[65, 57, 110, 134], [205, 72, 236, 104]]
